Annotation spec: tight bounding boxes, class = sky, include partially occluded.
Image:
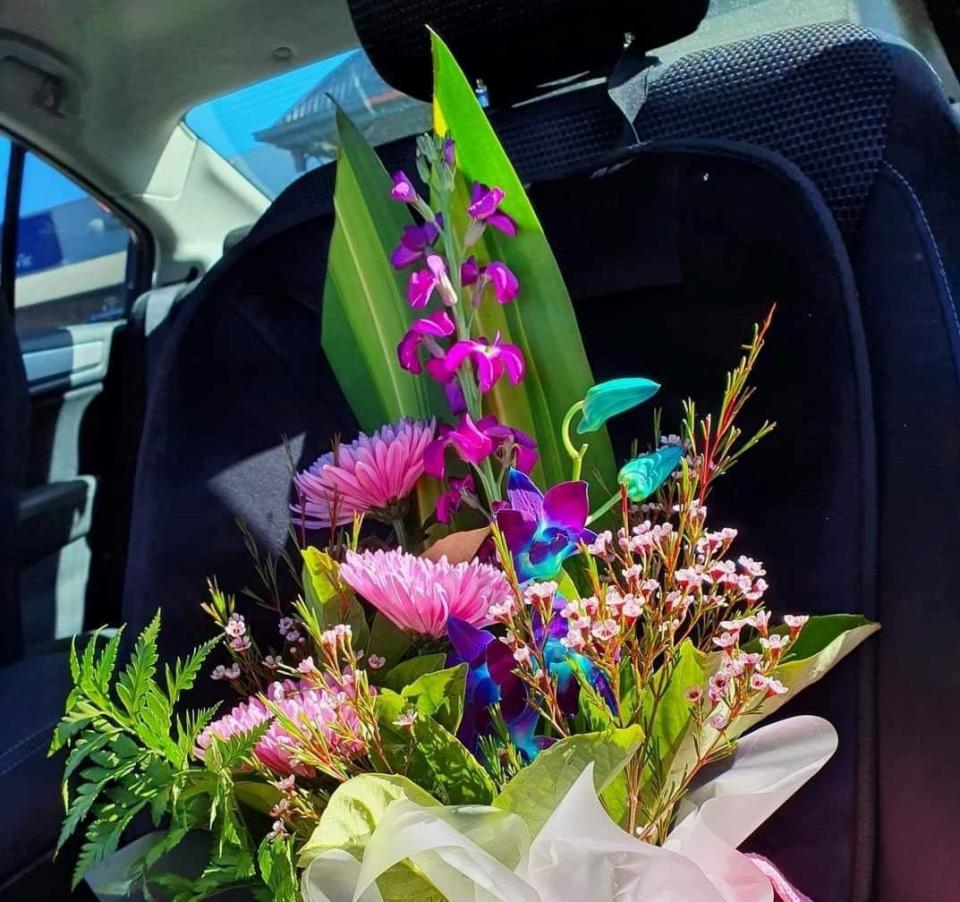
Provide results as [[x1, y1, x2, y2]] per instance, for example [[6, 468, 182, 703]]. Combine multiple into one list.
[[184, 51, 353, 158], [0, 50, 354, 220]]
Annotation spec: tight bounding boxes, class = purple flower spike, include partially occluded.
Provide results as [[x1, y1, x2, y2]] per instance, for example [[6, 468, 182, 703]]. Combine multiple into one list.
[[408, 254, 456, 309], [424, 414, 538, 479], [443, 137, 456, 167], [390, 171, 418, 203], [485, 261, 519, 303], [396, 309, 456, 374], [468, 183, 518, 237], [461, 256, 481, 287], [439, 334, 525, 393], [436, 474, 476, 524], [390, 221, 440, 269]]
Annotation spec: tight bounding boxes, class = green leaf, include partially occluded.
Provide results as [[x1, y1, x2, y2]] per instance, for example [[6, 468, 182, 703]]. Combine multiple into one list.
[[301, 547, 370, 649], [94, 629, 124, 696], [165, 637, 220, 705], [321, 104, 444, 432], [235, 781, 283, 817], [258, 835, 298, 902], [728, 614, 880, 740], [299, 773, 443, 901], [398, 664, 467, 734], [380, 653, 446, 692], [375, 689, 496, 804], [367, 611, 413, 667], [299, 773, 439, 866], [493, 726, 643, 836], [116, 610, 162, 717], [431, 30, 617, 500]]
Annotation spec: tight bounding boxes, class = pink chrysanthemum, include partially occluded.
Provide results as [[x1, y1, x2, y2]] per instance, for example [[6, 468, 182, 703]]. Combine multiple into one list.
[[292, 418, 435, 529], [194, 679, 367, 777], [340, 548, 508, 638]]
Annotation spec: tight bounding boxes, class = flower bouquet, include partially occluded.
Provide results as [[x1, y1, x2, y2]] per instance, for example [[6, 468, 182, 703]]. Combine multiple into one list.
[[51, 34, 878, 902]]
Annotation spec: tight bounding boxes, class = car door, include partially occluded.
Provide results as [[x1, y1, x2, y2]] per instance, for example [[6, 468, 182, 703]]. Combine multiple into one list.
[[2, 135, 150, 652]]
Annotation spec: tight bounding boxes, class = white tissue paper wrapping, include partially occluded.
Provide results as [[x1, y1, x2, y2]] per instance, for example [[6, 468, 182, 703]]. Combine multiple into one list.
[[302, 715, 837, 902]]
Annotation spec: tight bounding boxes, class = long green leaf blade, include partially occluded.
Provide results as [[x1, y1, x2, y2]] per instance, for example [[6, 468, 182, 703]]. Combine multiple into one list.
[[431, 30, 618, 499]]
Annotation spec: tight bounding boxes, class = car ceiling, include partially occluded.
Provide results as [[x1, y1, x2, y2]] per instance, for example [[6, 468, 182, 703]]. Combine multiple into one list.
[[0, 0, 359, 269]]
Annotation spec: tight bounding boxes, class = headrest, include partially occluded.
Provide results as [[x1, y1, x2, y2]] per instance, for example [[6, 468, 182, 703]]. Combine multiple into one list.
[[347, 0, 710, 105]]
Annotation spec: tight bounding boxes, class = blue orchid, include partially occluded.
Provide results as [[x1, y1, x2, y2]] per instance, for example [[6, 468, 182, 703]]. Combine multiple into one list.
[[495, 469, 595, 583]]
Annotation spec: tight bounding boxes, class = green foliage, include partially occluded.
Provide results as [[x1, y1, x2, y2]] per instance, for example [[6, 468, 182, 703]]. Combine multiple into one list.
[[493, 726, 643, 836], [50, 611, 248, 892], [301, 546, 370, 649], [299, 773, 439, 866], [431, 30, 617, 499], [375, 688, 496, 804], [367, 611, 413, 667], [379, 653, 447, 693], [728, 614, 879, 740], [258, 835, 298, 902], [321, 104, 444, 432], [390, 664, 467, 733]]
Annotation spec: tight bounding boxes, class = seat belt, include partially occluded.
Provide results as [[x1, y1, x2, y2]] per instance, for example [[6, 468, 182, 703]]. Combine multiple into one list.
[[607, 35, 662, 146]]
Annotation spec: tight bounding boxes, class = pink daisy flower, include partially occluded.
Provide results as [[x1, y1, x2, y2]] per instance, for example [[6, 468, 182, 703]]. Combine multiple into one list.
[[339, 548, 508, 638], [292, 419, 435, 529]]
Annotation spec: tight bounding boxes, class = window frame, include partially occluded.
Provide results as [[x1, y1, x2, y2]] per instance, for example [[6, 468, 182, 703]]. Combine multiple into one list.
[[0, 132, 153, 324]]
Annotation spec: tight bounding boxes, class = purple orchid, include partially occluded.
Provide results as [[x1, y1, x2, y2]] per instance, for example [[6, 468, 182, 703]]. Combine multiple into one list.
[[390, 219, 441, 269], [496, 469, 595, 583], [436, 474, 477, 524], [397, 309, 456, 375], [408, 254, 457, 309], [447, 610, 614, 759], [462, 257, 520, 305], [467, 183, 518, 237], [390, 171, 419, 204], [428, 334, 525, 393], [424, 415, 538, 479]]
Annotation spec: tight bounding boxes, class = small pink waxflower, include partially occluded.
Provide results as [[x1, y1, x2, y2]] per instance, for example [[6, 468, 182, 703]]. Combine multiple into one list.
[[340, 548, 508, 638], [764, 678, 788, 697], [292, 419, 435, 529], [760, 634, 790, 651], [561, 630, 586, 651], [523, 581, 558, 606], [393, 709, 418, 729], [749, 610, 772, 635], [750, 673, 769, 692], [210, 665, 227, 681], [224, 613, 246, 638], [738, 556, 766, 577], [230, 635, 251, 653], [587, 531, 614, 556], [712, 632, 737, 650], [622, 596, 644, 619], [784, 614, 809, 635], [297, 657, 319, 675], [224, 663, 241, 680], [709, 713, 729, 732], [367, 654, 386, 670], [513, 645, 532, 665], [744, 578, 769, 603], [263, 655, 281, 670], [719, 618, 752, 634], [278, 617, 294, 635], [685, 687, 704, 704], [591, 619, 620, 642]]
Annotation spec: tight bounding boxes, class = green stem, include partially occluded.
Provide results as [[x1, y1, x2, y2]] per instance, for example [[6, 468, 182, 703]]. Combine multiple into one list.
[[392, 517, 411, 552], [587, 490, 621, 526], [561, 400, 590, 481]]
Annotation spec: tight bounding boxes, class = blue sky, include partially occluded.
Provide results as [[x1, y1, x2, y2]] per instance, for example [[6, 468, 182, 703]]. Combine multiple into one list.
[[185, 51, 352, 158], [0, 51, 353, 219], [0, 136, 89, 216]]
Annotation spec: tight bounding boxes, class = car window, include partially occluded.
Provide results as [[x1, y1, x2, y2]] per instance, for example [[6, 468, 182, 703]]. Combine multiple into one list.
[[184, 49, 431, 199], [14, 151, 133, 339], [0, 137, 9, 289]]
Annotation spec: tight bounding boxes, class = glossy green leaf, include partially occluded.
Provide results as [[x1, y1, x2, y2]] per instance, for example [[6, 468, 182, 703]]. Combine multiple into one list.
[[492, 726, 643, 836], [618, 446, 684, 502], [375, 688, 496, 805], [321, 105, 445, 431], [380, 654, 447, 693], [298, 773, 439, 866], [299, 774, 442, 901], [578, 378, 660, 434], [397, 664, 468, 734], [431, 31, 618, 501], [728, 614, 879, 740], [367, 611, 413, 668], [301, 547, 370, 649]]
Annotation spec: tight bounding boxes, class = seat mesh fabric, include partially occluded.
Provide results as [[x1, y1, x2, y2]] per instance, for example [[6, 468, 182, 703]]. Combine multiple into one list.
[[637, 22, 895, 236]]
